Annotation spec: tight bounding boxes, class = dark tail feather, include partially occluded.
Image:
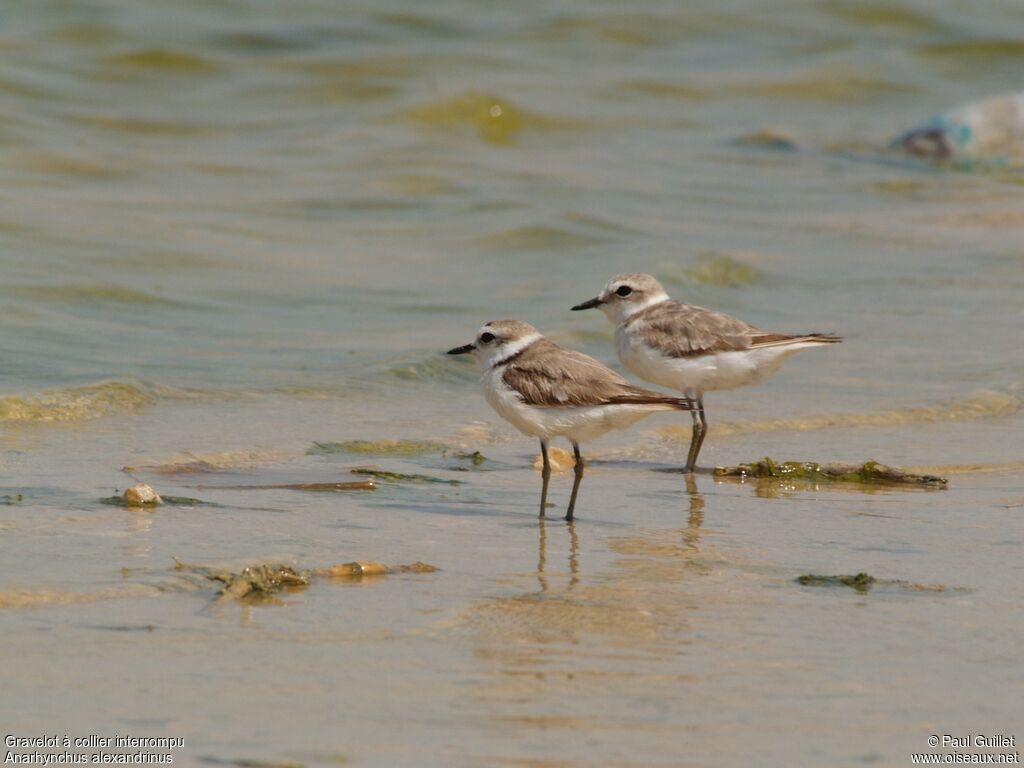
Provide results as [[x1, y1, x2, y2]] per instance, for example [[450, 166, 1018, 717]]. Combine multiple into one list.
[[750, 331, 843, 348], [607, 394, 695, 411]]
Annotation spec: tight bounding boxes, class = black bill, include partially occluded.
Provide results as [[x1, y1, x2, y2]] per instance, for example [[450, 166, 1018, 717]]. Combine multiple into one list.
[[570, 297, 604, 311]]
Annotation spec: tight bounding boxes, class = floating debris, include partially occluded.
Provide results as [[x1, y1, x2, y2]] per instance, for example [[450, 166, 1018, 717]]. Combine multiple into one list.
[[174, 560, 311, 602], [309, 439, 446, 457], [733, 128, 798, 151], [796, 573, 962, 594], [350, 467, 461, 485], [797, 572, 875, 592], [176, 558, 440, 602], [714, 458, 948, 487], [452, 450, 487, 466], [444, 449, 504, 472], [197, 481, 376, 492], [123, 483, 162, 506], [893, 91, 1024, 164], [2, 494, 23, 505], [532, 446, 577, 473]]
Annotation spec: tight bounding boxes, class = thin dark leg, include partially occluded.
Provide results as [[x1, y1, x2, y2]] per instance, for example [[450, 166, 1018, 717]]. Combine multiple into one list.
[[685, 394, 707, 472], [538, 439, 551, 518], [685, 408, 700, 472], [565, 441, 584, 521]]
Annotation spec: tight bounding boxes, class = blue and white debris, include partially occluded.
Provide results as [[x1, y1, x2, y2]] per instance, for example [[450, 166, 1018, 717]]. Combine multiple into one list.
[[894, 91, 1024, 164]]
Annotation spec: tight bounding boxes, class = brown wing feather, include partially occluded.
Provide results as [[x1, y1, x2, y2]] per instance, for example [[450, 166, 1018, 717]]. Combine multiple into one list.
[[631, 301, 841, 357], [629, 300, 762, 357], [502, 339, 691, 409]]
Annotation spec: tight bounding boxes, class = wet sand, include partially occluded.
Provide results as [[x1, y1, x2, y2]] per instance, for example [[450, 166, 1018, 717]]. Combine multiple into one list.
[[2, 0, 1024, 764], [2, 398, 1022, 765]]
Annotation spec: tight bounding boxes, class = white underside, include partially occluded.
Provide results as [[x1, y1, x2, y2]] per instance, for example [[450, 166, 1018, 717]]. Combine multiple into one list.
[[481, 367, 671, 443], [616, 328, 828, 394]]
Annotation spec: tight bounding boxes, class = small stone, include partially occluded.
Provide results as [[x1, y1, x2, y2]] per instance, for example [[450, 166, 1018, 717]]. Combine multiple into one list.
[[123, 483, 162, 506]]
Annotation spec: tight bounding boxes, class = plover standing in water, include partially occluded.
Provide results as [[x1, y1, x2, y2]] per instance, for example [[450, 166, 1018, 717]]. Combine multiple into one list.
[[448, 320, 693, 520], [572, 273, 841, 472]]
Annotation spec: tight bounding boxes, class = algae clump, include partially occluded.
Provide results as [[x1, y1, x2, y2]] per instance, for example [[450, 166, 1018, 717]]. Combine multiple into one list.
[[174, 560, 311, 602], [351, 467, 461, 485], [309, 439, 446, 457], [452, 450, 487, 466], [405, 91, 534, 145], [796, 573, 961, 594], [685, 252, 763, 287], [797, 573, 876, 592], [196, 481, 376, 493], [101, 494, 221, 507], [714, 457, 948, 487], [176, 558, 440, 602]]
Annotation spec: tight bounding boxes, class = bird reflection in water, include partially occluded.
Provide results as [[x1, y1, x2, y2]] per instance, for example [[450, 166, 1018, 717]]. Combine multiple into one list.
[[682, 472, 704, 553], [535, 472, 705, 591], [536, 517, 579, 593]]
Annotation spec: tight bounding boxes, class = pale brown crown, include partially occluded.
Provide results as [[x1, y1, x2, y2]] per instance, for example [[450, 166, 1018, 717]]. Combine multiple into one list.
[[605, 273, 666, 298], [479, 319, 541, 344]]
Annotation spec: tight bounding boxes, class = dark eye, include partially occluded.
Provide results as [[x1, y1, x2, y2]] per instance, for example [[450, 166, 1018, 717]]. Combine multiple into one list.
[[616, 285, 633, 297], [479, 332, 495, 344]]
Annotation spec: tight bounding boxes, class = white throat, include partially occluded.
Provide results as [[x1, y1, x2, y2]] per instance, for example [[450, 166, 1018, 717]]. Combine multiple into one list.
[[489, 333, 542, 367]]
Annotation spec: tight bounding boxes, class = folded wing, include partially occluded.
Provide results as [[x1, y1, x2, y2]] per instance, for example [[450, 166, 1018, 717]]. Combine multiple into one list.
[[502, 339, 692, 409], [633, 300, 840, 357]]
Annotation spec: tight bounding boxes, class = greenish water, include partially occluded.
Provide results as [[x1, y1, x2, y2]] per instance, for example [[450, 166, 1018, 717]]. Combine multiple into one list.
[[2, 1, 1023, 766]]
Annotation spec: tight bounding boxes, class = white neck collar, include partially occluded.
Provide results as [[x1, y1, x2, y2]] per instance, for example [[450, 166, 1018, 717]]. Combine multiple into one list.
[[490, 333, 542, 367], [621, 292, 670, 321]]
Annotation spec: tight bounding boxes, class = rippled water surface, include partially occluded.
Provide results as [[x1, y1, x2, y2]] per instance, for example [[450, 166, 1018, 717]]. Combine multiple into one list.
[[2, 1, 1023, 766]]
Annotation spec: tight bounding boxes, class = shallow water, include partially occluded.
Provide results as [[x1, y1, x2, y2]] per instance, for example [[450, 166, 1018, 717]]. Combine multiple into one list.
[[2, 1, 1023, 766]]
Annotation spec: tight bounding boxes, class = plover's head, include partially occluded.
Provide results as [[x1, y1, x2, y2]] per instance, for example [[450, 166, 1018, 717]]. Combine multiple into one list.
[[447, 319, 543, 367], [571, 273, 669, 324]]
